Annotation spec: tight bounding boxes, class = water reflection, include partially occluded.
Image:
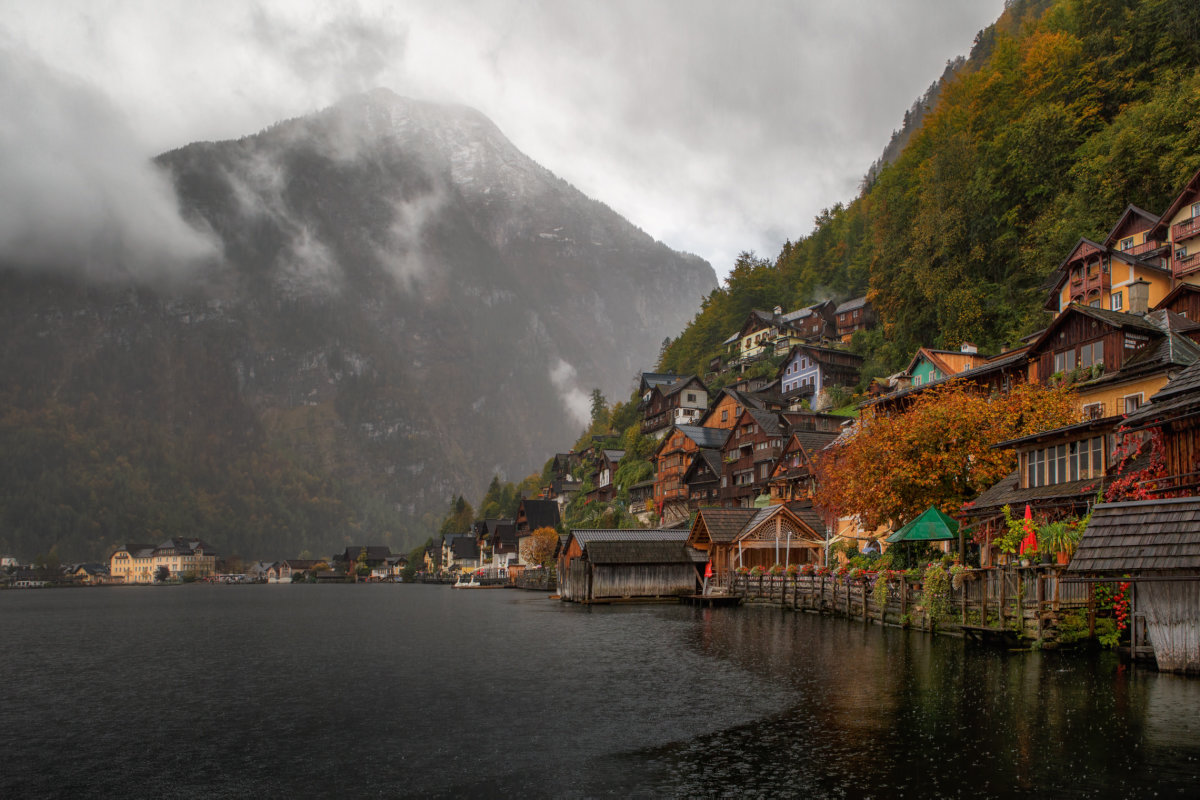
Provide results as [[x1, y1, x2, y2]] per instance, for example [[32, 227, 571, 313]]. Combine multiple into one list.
[[634, 605, 1200, 798]]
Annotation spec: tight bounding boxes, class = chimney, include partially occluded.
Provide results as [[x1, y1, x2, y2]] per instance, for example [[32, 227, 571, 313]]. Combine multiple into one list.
[[960, 342, 978, 354], [1128, 278, 1150, 315]]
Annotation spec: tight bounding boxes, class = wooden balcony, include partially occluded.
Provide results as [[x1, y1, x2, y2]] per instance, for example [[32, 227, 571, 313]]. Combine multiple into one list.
[[1172, 215, 1200, 242], [1081, 269, 1109, 297], [1174, 250, 1200, 278], [1128, 239, 1165, 256]]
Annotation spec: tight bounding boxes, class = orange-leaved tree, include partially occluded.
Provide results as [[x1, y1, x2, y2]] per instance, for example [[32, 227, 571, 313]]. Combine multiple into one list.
[[524, 526, 560, 568], [813, 380, 1077, 530]]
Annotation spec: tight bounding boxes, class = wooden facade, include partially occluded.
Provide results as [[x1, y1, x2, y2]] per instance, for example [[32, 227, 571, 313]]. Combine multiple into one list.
[[689, 504, 826, 579], [640, 375, 708, 436], [653, 425, 729, 523], [557, 529, 694, 603]]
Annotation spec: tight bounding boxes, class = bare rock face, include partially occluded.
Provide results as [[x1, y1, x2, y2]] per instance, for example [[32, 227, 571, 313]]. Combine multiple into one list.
[[0, 90, 715, 559]]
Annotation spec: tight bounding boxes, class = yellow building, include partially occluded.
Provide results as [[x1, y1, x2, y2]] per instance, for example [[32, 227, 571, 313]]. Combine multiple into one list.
[[109, 538, 218, 583]]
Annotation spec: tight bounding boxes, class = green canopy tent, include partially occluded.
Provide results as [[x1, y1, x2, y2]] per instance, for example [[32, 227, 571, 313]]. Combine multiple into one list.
[[886, 506, 961, 561]]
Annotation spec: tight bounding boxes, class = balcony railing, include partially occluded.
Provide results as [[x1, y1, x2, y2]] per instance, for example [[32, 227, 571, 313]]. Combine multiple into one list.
[[1128, 239, 1164, 256], [1174, 250, 1200, 277], [1172, 215, 1200, 242]]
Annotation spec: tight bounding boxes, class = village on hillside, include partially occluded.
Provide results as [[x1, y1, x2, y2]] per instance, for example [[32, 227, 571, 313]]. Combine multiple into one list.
[[9, 170, 1200, 673]]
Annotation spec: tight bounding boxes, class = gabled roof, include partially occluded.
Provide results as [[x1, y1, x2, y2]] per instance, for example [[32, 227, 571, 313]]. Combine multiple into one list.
[[682, 449, 724, 484], [660, 375, 707, 398], [1123, 357, 1200, 430], [1028, 303, 1161, 355], [834, 296, 868, 314], [1150, 166, 1200, 239], [602, 449, 625, 464], [786, 428, 840, 455], [639, 372, 678, 394], [1068, 497, 1200, 575], [114, 543, 157, 558], [451, 537, 480, 559], [518, 499, 561, 532], [732, 503, 825, 543], [1102, 204, 1160, 248], [673, 424, 731, 451], [338, 545, 392, 562], [1154, 282, 1200, 314], [904, 347, 981, 377], [690, 508, 760, 544], [742, 408, 787, 437]]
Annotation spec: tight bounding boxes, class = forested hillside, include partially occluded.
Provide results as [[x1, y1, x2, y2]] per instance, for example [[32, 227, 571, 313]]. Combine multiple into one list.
[[661, 0, 1200, 383]]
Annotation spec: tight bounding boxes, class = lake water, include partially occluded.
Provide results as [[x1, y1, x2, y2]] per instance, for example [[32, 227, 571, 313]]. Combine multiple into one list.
[[3, 584, 1199, 798]]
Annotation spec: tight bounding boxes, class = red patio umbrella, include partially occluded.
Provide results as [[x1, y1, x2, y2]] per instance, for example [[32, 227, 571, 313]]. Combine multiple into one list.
[[1019, 504, 1038, 555]]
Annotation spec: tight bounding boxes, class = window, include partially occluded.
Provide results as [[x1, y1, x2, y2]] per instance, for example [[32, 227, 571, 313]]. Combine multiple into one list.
[[1090, 300, 1101, 308], [1053, 349, 1076, 374], [1120, 237, 1134, 251], [1082, 402, 1105, 420], [1123, 394, 1143, 413], [1080, 340, 1104, 368], [1192, 201, 1200, 218], [1111, 292, 1123, 311], [1025, 436, 1104, 488], [721, 410, 728, 422], [914, 375, 923, 386], [686, 393, 696, 403]]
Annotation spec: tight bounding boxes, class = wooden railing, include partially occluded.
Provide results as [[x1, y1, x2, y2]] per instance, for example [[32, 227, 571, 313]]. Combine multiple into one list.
[[1172, 215, 1200, 241], [1174, 250, 1200, 276], [1129, 239, 1164, 256], [720, 566, 1105, 640]]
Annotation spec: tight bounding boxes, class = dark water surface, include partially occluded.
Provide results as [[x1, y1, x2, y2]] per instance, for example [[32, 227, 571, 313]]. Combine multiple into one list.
[[3, 584, 1199, 798]]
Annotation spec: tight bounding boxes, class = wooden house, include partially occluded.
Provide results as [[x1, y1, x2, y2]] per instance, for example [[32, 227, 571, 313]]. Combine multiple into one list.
[[681, 449, 724, 509], [767, 428, 840, 504], [557, 528, 694, 602], [861, 346, 1031, 416], [586, 449, 625, 504], [1026, 304, 1200, 418], [783, 300, 838, 342], [653, 425, 730, 524], [718, 409, 791, 507], [687, 503, 826, 578], [777, 344, 863, 407], [640, 375, 709, 437], [833, 296, 874, 341], [1068, 497, 1200, 673], [905, 344, 984, 387], [1123, 358, 1200, 493], [1044, 235, 1172, 315], [516, 498, 560, 537], [1154, 283, 1200, 323], [1148, 167, 1200, 284], [627, 479, 656, 524]]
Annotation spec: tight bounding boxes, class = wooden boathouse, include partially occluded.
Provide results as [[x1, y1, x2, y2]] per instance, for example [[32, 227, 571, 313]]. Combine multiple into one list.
[[1068, 497, 1200, 673], [558, 529, 698, 603]]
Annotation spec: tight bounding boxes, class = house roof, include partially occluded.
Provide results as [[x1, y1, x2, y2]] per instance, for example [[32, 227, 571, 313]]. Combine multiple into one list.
[[904, 347, 982, 378], [338, 545, 392, 562], [834, 296, 869, 314], [114, 543, 157, 559], [683, 449, 724, 484], [519, 499, 561, 532], [745, 408, 787, 437], [674, 424, 731, 450], [783, 501, 828, 536], [570, 529, 690, 546], [661, 375, 706, 398], [602, 449, 625, 463], [961, 470, 1105, 517], [1150, 166, 1200, 239], [787, 429, 840, 455], [991, 415, 1123, 450], [886, 506, 959, 543], [1153, 282, 1200, 314], [1026, 303, 1162, 357], [451, 537, 480, 559], [1102, 204, 1161, 248], [1068, 497, 1200, 575], [584, 540, 694, 565], [692, 508, 761, 544], [639, 372, 679, 393], [1123, 359, 1200, 430]]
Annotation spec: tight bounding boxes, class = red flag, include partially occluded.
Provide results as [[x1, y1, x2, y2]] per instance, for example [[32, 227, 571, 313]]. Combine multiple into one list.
[[704, 561, 713, 579], [1019, 504, 1038, 555]]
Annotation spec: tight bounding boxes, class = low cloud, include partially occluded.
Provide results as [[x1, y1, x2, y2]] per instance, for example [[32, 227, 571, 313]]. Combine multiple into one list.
[[549, 358, 591, 429], [0, 43, 218, 280]]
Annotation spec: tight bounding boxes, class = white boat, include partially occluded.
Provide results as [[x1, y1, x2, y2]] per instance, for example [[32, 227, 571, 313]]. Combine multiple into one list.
[[451, 574, 481, 589]]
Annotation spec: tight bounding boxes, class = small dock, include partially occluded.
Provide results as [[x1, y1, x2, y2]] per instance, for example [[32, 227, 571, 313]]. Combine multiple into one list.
[[681, 594, 743, 608]]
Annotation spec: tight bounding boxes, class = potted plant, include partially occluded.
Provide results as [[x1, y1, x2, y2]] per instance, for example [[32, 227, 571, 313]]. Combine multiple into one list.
[[800, 563, 815, 576], [785, 564, 799, 576]]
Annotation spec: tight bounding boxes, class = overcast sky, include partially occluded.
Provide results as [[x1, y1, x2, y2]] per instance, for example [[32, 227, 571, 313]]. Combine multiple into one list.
[[1, 0, 1005, 280]]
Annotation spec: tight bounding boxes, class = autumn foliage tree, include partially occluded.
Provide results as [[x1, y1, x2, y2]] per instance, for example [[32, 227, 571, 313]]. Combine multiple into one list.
[[813, 381, 1077, 530], [524, 526, 559, 569]]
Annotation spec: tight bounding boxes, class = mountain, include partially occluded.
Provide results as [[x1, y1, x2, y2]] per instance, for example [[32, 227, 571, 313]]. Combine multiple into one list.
[[0, 90, 715, 562], [661, 0, 1200, 381]]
